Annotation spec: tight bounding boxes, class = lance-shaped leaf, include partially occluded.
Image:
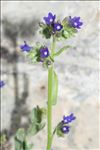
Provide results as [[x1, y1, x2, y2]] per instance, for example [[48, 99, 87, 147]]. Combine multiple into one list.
[[53, 45, 71, 57], [52, 70, 58, 105], [48, 67, 58, 105]]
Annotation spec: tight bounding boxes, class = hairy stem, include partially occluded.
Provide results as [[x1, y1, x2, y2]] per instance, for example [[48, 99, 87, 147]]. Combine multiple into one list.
[[47, 36, 56, 150]]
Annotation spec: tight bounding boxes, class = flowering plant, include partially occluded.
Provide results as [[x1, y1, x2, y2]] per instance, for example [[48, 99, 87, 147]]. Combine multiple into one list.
[[15, 12, 83, 150]]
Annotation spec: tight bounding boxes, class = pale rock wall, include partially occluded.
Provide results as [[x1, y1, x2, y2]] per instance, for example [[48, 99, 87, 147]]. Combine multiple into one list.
[[1, 1, 99, 150]]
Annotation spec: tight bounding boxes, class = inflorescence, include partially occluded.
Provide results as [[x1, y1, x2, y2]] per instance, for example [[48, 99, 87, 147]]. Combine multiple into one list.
[[20, 12, 83, 68], [40, 12, 83, 39], [61, 113, 76, 134], [43, 12, 63, 33]]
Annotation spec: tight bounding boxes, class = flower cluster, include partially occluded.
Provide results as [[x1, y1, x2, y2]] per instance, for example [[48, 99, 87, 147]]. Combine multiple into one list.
[[61, 113, 76, 134], [20, 13, 83, 68], [40, 12, 83, 40], [20, 41, 51, 67], [0, 80, 5, 88], [43, 12, 63, 33]]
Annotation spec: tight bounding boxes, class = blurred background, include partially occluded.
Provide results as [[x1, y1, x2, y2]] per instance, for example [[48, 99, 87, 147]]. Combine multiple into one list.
[[1, 1, 99, 150]]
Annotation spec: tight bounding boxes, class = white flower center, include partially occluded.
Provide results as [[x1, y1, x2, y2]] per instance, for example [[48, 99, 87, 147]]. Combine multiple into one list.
[[74, 22, 77, 26], [57, 25, 61, 30], [50, 18, 53, 22], [44, 51, 47, 55], [63, 127, 66, 131], [64, 119, 67, 123]]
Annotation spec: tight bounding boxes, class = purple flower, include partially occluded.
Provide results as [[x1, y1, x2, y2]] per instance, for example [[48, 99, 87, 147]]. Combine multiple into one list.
[[68, 16, 83, 29], [0, 80, 5, 88], [20, 41, 32, 52], [39, 47, 49, 58], [53, 23, 63, 31], [43, 12, 56, 25], [63, 113, 76, 124], [60, 113, 76, 134], [61, 125, 70, 134]]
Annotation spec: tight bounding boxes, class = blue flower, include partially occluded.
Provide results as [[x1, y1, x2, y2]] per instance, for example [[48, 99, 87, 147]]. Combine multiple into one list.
[[53, 23, 63, 31], [39, 47, 49, 58], [60, 113, 76, 134], [20, 41, 32, 52], [68, 16, 83, 29], [63, 113, 76, 124], [43, 12, 56, 25], [61, 125, 70, 134], [0, 80, 5, 88]]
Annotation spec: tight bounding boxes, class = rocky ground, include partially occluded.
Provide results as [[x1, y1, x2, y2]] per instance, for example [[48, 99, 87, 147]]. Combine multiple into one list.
[[1, 1, 100, 150]]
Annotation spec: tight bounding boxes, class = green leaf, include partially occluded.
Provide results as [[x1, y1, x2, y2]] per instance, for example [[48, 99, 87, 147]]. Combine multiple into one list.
[[62, 30, 69, 39], [39, 22, 46, 28], [30, 107, 38, 123], [61, 18, 78, 39], [15, 128, 25, 142], [30, 106, 46, 123], [40, 108, 47, 119], [62, 26, 77, 39], [27, 122, 45, 136], [15, 128, 26, 150], [56, 122, 64, 138], [53, 45, 71, 57], [52, 71, 58, 105], [15, 128, 34, 150], [25, 143, 33, 150], [42, 27, 51, 39], [27, 124, 37, 136], [15, 139, 33, 150], [48, 67, 58, 105], [15, 139, 22, 150], [27, 106, 46, 136], [27, 48, 38, 63], [27, 43, 43, 63]]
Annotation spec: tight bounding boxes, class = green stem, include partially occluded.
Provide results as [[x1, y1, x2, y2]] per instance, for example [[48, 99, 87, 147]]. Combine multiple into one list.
[[51, 35, 56, 59], [47, 66, 53, 150], [47, 36, 56, 150]]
